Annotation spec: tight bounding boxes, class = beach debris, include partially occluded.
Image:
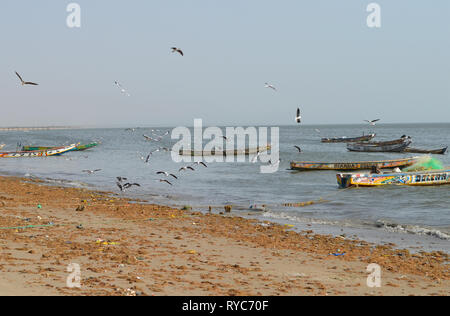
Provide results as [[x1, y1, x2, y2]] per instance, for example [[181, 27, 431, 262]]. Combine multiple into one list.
[[329, 252, 346, 257], [181, 205, 192, 211], [224, 205, 232, 213], [37, 204, 42, 209], [75, 205, 85, 212], [76, 224, 84, 230]]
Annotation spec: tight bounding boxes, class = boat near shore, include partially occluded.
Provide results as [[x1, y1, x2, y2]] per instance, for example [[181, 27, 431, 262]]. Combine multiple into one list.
[[179, 145, 271, 157], [321, 134, 376, 143], [347, 138, 412, 152], [290, 157, 421, 171], [22, 142, 98, 152], [337, 168, 450, 188], [0, 144, 77, 158], [403, 147, 448, 155]]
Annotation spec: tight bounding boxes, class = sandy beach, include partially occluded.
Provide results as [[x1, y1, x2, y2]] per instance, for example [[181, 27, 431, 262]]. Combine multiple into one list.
[[0, 175, 448, 296]]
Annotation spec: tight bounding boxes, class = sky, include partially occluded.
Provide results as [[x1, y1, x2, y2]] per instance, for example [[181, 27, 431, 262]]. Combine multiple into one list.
[[0, 0, 449, 127]]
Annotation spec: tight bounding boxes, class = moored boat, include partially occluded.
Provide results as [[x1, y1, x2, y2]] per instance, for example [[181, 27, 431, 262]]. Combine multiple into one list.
[[321, 134, 376, 143], [0, 144, 77, 158], [337, 168, 450, 188], [290, 156, 421, 171], [347, 138, 412, 152], [22, 142, 98, 152], [403, 147, 447, 155]]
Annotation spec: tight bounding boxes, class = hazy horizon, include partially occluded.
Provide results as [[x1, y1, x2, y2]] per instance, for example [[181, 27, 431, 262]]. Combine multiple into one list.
[[1, 0, 449, 127]]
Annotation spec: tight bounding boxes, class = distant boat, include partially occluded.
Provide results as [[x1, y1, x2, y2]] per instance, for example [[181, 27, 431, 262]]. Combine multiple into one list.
[[22, 142, 98, 152], [403, 147, 447, 155], [290, 157, 420, 171], [337, 168, 450, 188], [321, 134, 376, 143], [179, 145, 271, 157], [347, 138, 412, 152], [0, 144, 77, 158]]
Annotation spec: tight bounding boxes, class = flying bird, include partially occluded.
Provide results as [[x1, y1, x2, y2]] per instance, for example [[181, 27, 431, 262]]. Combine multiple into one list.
[[171, 47, 184, 56], [364, 119, 380, 126], [264, 83, 277, 91], [192, 162, 207, 168], [82, 169, 102, 174], [15, 72, 38, 86], [251, 151, 261, 163], [179, 166, 195, 172], [159, 179, 173, 186], [295, 108, 301, 123], [114, 81, 130, 96], [123, 183, 140, 189], [116, 177, 128, 182], [156, 171, 178, 179], [294, 146, 302, 153]]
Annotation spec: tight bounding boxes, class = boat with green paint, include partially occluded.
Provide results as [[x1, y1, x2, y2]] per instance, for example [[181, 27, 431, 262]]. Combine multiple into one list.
[[22, 142, 98, 152]]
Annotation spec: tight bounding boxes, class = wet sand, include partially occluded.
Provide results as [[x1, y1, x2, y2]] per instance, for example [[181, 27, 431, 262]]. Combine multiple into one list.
[[0, 176, 448, 296]]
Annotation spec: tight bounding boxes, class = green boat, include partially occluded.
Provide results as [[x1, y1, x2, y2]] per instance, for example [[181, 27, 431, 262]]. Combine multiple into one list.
[[22, 142, 98, 152]]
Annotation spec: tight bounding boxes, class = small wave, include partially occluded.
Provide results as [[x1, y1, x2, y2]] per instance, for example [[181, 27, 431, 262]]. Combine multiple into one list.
[[375, 220, 450, 240], [262, 211, 343, 227], [43, 178, 88, 188]]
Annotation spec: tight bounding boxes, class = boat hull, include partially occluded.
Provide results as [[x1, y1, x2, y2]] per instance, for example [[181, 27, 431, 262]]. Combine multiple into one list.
[[22, 142, 98, 152], [321, 134, 376, 143], [337, 169, 450, 188], [403, 147, 448, 155], [0, 144, 76, 158], [179, 145, 271, 157], [290, 157, 420, 171], [347, 140, 412, 152]]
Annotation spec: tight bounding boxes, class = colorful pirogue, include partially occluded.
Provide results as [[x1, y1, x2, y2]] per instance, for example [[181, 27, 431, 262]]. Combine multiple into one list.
[[0, 144, 77, 158], [22, 142, 98, 152], [321, 134, 376, 143], [290, 157, 420, 171], [337, 168, 450, 188]]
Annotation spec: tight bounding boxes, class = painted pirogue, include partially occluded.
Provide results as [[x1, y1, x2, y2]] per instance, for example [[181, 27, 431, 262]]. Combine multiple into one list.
[[321, 134, 376, 143], [290, 156, 421, 171], [22, 142, 98, 152], [337, 168, 450, 188], [0, 144, 76, 158]]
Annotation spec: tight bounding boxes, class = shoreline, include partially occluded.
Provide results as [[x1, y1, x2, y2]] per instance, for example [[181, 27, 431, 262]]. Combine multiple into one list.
[[0, 175, 448, 296]]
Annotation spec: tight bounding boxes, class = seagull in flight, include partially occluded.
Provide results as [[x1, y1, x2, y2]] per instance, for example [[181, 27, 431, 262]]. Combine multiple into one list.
[[15, 72, 38, 86], [82, 169, 102, 174], [156, 171, 178, 179], [192, 161, 207, 168], [294, 146, 302, 153], [264, 83, 277, 91], [364, 119, 380, 126], [171, 47, 184, 56], [179, 166, 195, 172], [295, 108, 301, 124], [114, 81, 130, 96], [159, 179, 173, 186]]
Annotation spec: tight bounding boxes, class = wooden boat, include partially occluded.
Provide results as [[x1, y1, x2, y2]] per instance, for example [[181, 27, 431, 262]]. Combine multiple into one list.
[[403, 147, 447, 155], [290, 156, 420, 171], [179, 145, 271, 156], [0, 144, 77, 158], [321, 134, 376, 143], [22, 142, 98, 152], [347, 139, 412, 152], [337, 168, 450, 188]]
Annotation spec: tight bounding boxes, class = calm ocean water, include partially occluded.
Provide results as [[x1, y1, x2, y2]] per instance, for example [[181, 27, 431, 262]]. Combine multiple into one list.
[[1, 123, 449, 249]]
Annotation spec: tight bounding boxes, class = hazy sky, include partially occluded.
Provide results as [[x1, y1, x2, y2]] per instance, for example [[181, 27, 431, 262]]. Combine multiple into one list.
[[1, 0, 449, 127]]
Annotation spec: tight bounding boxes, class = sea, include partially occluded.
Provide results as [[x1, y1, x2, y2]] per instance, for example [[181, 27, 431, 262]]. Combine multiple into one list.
[[0, 123, 449, 253]]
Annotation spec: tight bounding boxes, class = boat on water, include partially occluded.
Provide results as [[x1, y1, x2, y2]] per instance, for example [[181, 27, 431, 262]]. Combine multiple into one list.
[[337, 168, 450, 188], [22, 142, 98, 152], [290, 156, 421, 171], [0, 144, 77, 158], [403, 147, 448, 155], [179, 145, 271, 156], [347, 138, 412, 152], [321, 134, 376, 143]]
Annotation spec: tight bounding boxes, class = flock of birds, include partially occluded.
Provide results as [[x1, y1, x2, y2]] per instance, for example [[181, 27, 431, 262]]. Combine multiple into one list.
[[14, 46, 381, 192]]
